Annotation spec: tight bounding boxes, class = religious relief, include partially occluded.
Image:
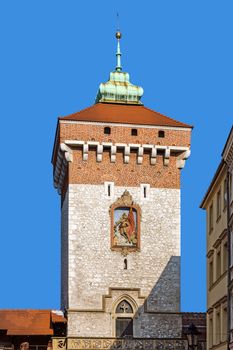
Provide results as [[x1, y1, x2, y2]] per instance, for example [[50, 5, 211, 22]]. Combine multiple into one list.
[[110, 190, 141, 252]]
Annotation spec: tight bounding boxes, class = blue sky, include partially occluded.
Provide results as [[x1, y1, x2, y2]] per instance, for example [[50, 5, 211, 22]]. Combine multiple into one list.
[[0, 0, 232, 311]]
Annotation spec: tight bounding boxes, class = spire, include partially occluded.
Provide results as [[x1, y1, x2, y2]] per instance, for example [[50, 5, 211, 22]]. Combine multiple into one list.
[[115, 31, 122, 72], [95, 29, 144, 105]]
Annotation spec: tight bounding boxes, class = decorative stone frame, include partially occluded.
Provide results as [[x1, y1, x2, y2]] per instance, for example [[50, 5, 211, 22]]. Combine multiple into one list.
[[110, 190, 141, 252]]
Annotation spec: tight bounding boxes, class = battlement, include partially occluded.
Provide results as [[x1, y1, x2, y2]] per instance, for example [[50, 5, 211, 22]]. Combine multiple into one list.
[[53, 140, 190, 194]]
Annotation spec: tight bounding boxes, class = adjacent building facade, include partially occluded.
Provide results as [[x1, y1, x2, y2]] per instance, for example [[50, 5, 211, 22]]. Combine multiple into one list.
[[201, 127, 233, 350]]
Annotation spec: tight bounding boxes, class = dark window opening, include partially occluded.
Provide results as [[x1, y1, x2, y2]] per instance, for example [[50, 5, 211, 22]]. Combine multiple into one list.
[[108, 184, 111, 197], [104, 127, 111, 135], [158, 130, 165, 138], [209, 204, 213, 232], [143, 186, 147, 198], [124, 258, 127, 269], [116, 318, 133, 338], [131, 129, 138, 136]]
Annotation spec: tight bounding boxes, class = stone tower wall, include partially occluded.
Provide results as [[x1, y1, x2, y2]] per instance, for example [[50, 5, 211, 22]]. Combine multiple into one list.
[[63, 184, 181, 337]]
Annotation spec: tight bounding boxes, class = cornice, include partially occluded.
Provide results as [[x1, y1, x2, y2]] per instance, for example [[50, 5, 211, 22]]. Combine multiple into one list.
[[64, 140, 190, 169]]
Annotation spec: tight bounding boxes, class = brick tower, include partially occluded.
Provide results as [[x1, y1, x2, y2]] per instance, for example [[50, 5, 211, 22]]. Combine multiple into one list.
[[52, 31, 192, 341]]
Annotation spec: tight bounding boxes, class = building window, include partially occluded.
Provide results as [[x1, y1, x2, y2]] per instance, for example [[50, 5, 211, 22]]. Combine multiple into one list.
[[158, 130, 165, 138], [209, 316, 213, 348], [104, 182, 114, 197], [216, 249, 221, 280], [230, 172, 232, 202], [209, 260, 213, 287], [209, 204, 213, 232], [116, 318, 133, 337], [124, 258, 128, 270], [223, 242, 228, 272], [231, 293, 233, 331], [224, 179, 227, 209], [216, 190, 221, 220], [131, 129, 138, 136], [222, 306, 227, 342], [141, 184, 150, 200], [216, 310, 220, 344], [143, 187, 147, 198], [115, 300, 133, 337], [104, 127, 111, 135]]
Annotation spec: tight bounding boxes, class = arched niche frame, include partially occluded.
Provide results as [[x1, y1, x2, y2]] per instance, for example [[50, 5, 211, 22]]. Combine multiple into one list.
[[110, 190, 141, 252]]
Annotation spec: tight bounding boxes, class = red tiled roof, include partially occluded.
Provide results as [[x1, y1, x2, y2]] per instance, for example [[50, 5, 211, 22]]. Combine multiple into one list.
[[59, 103, 192, 128], [0, 310, 66, 335], [51, 310, 66, 323]]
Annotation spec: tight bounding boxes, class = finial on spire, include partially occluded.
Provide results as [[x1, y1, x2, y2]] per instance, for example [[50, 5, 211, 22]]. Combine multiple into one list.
[[115, 13, 122, 72], [95, 14, 143, 105]]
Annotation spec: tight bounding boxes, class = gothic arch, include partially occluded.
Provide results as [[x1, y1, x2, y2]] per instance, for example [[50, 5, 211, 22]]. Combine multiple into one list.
[[112, 294, 138, 314], [116, 300, 133, 314]]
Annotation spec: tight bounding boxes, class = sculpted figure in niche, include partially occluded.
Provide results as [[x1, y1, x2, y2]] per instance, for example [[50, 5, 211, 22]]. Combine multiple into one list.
[[110, 190, 141, 251], [114, 207, 137, 246]]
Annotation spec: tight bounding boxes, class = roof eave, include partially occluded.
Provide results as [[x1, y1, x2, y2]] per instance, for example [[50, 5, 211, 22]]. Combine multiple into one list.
[[222, 125, 233, 158]]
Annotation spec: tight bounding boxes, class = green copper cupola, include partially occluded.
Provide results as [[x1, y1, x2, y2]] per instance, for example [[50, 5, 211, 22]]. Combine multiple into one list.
[[95, 31, 144, 105]]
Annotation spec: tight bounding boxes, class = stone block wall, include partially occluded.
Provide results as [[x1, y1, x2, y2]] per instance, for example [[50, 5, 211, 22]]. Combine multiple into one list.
[[62, 184, 181, 337]]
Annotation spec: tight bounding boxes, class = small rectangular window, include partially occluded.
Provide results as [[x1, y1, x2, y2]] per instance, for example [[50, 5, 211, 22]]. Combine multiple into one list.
[[216, 190, 221, 219], [105, 182, 114, 198], [216, 249, 221, 279], [209, 316, 213, 348], [216, 311, 220, 344], [224, 179, 227, 208], [131, 129, 138, 136], [230, 172, 232, 201], [104, 127, 111, 135], [108, 184, 111, 197], [222, 306, 227, 342], [158, 130, 165, 138], [116, 318, 133, 337], [141, 184, 150, 200], [209, 204, 213, 232], [144, 187, 147, 198], [223, 242, 228, 272], [209, 260, 213, 287]]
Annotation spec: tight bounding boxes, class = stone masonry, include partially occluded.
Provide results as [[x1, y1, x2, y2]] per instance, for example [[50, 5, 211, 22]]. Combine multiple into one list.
[[61, 184, 181, 337]]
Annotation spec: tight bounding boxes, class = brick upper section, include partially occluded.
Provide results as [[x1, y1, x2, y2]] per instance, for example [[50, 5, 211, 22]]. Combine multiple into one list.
[[59, 123, 191, 147], [59, 102, 192, 128], [53, 102, 192, 192], [69, 150, 181, 188]]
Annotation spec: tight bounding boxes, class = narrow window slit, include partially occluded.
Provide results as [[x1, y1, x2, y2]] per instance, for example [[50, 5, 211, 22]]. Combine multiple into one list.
[[124, 258, 127, 270], [108, 184, 111, 197], [144, 186, 147, 198]]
